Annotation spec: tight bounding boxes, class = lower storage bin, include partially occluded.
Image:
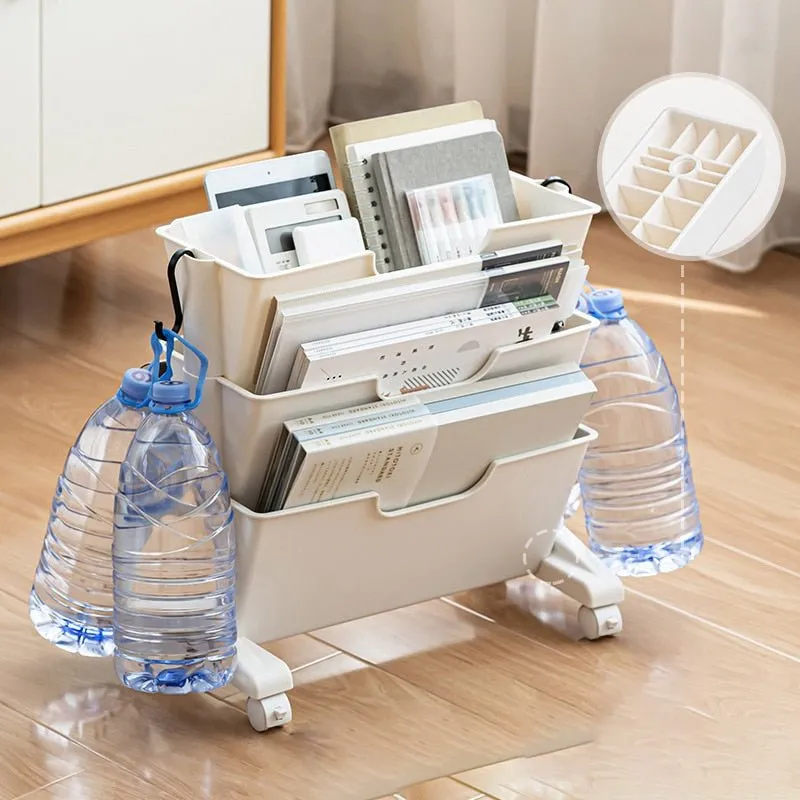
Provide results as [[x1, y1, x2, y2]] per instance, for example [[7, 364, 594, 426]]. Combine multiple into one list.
[[227, 421, 625, 733], [234, 425, 596, 644]]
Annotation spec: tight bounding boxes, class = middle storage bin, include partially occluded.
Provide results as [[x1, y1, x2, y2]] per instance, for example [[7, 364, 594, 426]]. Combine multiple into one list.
[[179, 310, 598, 509]]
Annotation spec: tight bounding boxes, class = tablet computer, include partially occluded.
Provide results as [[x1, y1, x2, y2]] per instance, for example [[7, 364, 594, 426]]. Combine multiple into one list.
[[204, 150, 335, 210]]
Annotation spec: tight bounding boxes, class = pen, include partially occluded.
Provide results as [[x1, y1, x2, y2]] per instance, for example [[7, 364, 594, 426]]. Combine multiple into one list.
[[452, 183, 477, 254], [438, 186, 466, 257], [426, 192, 453, 261], [408, 192, 434, 264]]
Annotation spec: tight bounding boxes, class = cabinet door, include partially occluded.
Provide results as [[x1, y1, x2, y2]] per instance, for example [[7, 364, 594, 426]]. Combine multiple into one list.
[[0, 0, 40, 217], [41, 0, 271, 205]]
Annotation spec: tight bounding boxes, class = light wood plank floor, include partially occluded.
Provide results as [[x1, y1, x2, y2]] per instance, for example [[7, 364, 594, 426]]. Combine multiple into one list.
[[0, 213, 797, 800]]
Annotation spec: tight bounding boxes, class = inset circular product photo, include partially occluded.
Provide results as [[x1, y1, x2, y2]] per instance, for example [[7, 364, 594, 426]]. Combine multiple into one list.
[[598, 73, 786, 261]]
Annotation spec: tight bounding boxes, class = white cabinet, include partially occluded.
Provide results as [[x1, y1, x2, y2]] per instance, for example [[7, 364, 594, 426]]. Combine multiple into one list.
[[41, 0, 271, 204], [0, 0, 41, 217], [0, 0, 283, 268]]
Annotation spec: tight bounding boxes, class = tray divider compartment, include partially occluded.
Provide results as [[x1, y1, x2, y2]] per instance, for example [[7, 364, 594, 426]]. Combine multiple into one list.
[[615, 184, 660, 218], [633, 221, 681, 251]]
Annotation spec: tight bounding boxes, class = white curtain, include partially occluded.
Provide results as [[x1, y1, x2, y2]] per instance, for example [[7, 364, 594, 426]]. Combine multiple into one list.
[[287, 0, 799, 271]]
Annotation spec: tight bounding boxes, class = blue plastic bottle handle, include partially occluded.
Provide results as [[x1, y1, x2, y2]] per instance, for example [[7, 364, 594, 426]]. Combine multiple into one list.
[[146, 329, 209, 413]]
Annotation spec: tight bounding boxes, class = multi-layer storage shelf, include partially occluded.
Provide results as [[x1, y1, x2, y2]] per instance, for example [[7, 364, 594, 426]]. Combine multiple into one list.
[[604, 109, 763, 258], [160, 172, 626, 732]]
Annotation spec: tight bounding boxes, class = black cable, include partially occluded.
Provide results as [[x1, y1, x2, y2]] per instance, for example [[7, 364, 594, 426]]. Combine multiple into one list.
[[541, 176, 573, 194]]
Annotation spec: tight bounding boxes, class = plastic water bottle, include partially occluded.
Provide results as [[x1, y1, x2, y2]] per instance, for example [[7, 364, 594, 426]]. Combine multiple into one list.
[[29, 368, 153, 656], [113, 361, 237, 694], [578, 288, 703, 576]]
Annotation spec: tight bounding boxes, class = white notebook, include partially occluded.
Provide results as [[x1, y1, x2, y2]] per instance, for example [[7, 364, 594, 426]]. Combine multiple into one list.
[[291, 294, 563, 395], [259, 253, 572, 395], [346, 119, 497, 272]]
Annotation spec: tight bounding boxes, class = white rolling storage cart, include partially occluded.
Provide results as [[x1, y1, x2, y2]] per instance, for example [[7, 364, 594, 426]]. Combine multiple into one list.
[[158, 173, 626, 732]]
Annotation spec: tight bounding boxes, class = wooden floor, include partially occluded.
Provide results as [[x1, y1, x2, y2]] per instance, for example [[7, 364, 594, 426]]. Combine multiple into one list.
[[0, 214, 798, 799]]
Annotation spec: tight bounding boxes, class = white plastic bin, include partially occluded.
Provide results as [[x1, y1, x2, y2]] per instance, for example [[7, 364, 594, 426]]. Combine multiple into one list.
[[179, 311, 599, 510], [156, 172, 600, 390]]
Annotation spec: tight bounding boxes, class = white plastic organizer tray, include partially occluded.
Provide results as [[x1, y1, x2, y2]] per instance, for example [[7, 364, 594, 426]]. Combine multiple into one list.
[[156, 172, 598, 390], [604, 109, 763, 258]]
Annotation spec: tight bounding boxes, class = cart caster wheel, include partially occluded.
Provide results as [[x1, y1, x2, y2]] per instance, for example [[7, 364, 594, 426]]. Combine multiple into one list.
[[578, 605, 623, 640], [246, 693, 292, 731]]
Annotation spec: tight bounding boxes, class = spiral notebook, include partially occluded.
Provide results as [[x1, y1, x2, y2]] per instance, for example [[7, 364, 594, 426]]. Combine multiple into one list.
[[332, 101, 484, 219], [345, 120, 497, 272]]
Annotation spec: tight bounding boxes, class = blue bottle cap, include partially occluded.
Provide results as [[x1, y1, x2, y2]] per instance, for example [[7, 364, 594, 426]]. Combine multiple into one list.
[[151, 380, 192, 408], [586, 288, 627, 320], [119, 368, 152, 404]]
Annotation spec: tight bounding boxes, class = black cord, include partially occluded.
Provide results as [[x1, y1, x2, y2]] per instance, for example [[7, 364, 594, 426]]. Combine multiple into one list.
[[541, 176, 573, 194], [541, 180, 572, 333]]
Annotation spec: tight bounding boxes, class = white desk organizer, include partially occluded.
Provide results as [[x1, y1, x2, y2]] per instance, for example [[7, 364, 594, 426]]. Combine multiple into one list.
[[604, 109, 763, 258], [162, 173, 624, 733], [156, 172, 600, 390]]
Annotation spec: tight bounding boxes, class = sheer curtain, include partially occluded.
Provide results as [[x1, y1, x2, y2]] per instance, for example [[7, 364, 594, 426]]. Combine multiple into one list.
[[287, 0, 799, 271]]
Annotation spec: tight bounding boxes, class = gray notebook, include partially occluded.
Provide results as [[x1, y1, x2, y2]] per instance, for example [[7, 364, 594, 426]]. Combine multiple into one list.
[[372, 131, 519, 270]]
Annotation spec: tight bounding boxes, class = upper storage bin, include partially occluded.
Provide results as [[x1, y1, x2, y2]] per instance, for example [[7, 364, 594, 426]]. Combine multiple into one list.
[[157, 173, 600, 390], [481, 172, 601, 253]]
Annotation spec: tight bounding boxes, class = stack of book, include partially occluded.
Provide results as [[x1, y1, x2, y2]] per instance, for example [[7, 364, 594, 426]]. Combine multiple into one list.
[[258, 363, 594, 513]]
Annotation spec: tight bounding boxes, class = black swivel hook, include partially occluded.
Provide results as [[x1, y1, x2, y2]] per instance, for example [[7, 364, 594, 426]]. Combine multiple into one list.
[[146, 248, 194, 375]]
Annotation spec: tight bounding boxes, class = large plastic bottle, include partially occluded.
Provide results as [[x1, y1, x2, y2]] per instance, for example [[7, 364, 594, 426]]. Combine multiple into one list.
[[29, 368, 153, 656], [578, 288, 703, 576], [112, 373, 237, 694]]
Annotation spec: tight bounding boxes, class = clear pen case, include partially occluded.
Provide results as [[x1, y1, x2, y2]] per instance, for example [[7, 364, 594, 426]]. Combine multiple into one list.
[[407, 174, 502, 263]]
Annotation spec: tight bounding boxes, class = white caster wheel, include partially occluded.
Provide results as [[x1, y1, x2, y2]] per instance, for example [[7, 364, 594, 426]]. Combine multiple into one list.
[[246, 693, 292, 732], [578, 605, 623, 640]]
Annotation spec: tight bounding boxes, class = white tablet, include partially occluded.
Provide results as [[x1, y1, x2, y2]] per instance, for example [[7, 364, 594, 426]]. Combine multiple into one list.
[[204, 150, 335, 210]]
